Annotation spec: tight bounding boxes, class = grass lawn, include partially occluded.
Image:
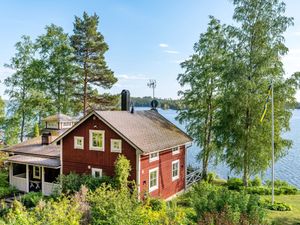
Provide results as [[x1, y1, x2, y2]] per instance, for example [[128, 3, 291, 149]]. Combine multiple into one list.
[[264, 195, 300, 225]]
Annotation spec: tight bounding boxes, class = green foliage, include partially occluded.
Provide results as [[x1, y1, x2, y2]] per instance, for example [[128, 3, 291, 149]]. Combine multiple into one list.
[[177, 16, 227, 179], [21, 192, 43, 208], [260, 199, 292, 211], [186, 182, 266, 224], [148, 198, 165, 211], [114, 155, 131, 189], [71, 11, 117, 114], [36, 24, 79, 115], [227, 177, 244, 191], [58, 172, 114, 194], [215, 0, 297, 186], [87, 184, 143, 225], [207, 172, 217, 183], [3, 196, 82, 225], [33, 123, 40, 137], [251, 176, 262, 187]]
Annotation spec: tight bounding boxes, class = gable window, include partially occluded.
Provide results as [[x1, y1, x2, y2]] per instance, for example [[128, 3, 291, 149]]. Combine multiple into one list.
[[91, 168, 102, 178], [111, 139, 122, 153], [89, 130, 105, 151], [149, 167, 159, 192], [74, 136, 84, 149], [172, 160, 180, 181], [172, 146, 180, 155], [33, 166, 41, 179], [149, 152, 159, 162]]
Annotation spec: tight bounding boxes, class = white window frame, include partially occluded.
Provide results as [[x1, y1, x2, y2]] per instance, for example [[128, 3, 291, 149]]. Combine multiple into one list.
[[111, 139, 122, 153], [74, 136, 84, 150], [172, 160, 180, 181], [149, 152, 159, 162], [33, 166, 41, 179], [172, 146, 180, 155], [149, 167, 159, 192], [91, 168, 103, 178], [89, 130, 105, 151]]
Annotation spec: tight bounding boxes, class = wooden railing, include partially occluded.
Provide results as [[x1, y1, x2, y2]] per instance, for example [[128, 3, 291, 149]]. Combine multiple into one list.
[[186, 169, 202, 187]]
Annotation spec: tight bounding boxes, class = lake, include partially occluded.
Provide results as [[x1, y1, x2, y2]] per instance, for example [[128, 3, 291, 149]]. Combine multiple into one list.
[[141, 108, 300, 188]]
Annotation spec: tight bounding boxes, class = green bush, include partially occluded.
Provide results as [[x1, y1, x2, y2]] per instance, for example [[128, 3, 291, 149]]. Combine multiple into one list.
[[0, 186, 17, 199], [226, 177, 243, 191], [21, 192, 43, 208], [58, 172, 115, 194], [260, 199, 292, 211], [0, 171, 9, 188], [207, 172, 217, 183], [251, 176, 262, 187], [148, 198, 165, 211], [186, 182, 267, 224]]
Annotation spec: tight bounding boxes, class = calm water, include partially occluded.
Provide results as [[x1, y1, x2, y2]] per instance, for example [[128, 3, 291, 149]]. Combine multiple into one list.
[[140, 108, 300, 188]]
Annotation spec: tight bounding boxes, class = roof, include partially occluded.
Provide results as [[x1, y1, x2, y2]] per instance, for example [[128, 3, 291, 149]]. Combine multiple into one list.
[[2, 136, 60, 158], [54, 110, 192, 153], [43, 113, 76, 122], [7, 155, 60, 168]]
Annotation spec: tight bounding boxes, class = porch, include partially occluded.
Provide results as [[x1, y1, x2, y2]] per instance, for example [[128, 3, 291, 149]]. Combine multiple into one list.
[[7, 155, 60, 196]]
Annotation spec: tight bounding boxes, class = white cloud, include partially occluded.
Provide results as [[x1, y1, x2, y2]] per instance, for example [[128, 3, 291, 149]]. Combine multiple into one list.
[[117, 74, 149, 80], [159, 43, 168, 48], [0, 66, 15, 76], [164, 50, 179, 54]]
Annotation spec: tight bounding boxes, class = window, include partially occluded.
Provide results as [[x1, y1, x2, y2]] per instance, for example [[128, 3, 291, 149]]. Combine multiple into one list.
[[172, 146, 180, 155], [33, 166, 41, 179], [172, 160, 180, 181], [74, 136, 84, 149], [149, 152, 159, 162], [111, 139, 122, 153], [92, 168, 102, 178], [149, 167, 159, 192], [89, 130, 105, 151]]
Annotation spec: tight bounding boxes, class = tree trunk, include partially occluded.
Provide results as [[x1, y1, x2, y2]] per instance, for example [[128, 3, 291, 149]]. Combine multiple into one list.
[[20, 110, 25, 142], [83, 61, 88, 115]]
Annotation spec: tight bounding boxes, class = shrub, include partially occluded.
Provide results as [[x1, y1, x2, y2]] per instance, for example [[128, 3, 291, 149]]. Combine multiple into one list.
[[148, 198, 165, 211], [114, 155, 131, 189], [3, 196, 83, 225], [187, 182, 267, 224], [0, 171, 9, 188], [280, 186, 298, 195], [21, 192, 43, 208], [0, 186, 17, 199], [260, 199, 292, 211], [251, 176, 262, 187], [207, 172, 217, 183], [58, 172, 115, 194], [226, 177, 243, 191]]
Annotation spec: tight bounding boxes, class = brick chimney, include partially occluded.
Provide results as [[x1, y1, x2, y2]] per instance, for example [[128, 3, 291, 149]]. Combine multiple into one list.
[[41, 131, 51, 145]]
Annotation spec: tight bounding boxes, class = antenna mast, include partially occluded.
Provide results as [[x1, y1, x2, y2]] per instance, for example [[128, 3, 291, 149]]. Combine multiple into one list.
[[147, 79, 157, 99]]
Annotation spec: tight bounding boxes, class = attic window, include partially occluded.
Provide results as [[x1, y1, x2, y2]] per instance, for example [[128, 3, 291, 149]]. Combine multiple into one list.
[[111, 139, 122, 153], [74, 136, 84, 150], [172, 146, 180, 155], [89, 130, 105, 151], [149, 152, 159, 162]]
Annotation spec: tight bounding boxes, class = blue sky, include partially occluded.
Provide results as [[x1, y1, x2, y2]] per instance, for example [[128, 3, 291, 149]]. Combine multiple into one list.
[[0, 0, 300, 100]]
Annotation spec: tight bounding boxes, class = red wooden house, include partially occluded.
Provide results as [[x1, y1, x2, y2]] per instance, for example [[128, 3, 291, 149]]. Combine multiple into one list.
[[3, 91, 192, 200]]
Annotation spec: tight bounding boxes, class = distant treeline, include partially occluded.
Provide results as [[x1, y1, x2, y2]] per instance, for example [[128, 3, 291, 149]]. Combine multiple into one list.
[[131, 96, 183, 110]]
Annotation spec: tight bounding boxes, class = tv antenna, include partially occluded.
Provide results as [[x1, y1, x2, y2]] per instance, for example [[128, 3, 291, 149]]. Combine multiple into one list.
[[147, 79, 157, 99]]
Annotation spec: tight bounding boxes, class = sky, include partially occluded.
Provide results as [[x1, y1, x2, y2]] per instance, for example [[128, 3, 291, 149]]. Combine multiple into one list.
[[0, 0, 300, 100]]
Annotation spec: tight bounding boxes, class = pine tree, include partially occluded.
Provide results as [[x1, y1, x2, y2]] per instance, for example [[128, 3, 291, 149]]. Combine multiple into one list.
[[71, 12, 117, 114]]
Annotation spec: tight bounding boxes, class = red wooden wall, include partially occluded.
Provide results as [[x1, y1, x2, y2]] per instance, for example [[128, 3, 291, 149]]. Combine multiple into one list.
[[139, 145, 186, 199], [62, 115, 137, 180]]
